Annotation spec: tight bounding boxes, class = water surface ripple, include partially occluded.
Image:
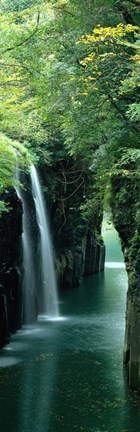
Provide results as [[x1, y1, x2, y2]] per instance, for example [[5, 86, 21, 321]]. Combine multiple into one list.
[[0, 228, 140, 432]]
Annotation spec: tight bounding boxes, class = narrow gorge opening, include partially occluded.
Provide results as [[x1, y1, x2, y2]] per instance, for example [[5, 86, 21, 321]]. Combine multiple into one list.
[[0, 0, 140, 429], [1, 215, 139, 432]]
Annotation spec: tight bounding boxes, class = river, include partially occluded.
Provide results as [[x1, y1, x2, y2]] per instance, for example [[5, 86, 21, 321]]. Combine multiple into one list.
[[0, 227, 140, 432]]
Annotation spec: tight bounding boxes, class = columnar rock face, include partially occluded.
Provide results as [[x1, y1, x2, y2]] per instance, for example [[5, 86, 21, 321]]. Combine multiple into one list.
[[56, 236, 105, 290], [124, 288, 140, 391], [0, 284, 10, 347], [0, 189, 23, 347], [123, 234, 140, 391], [40, 158, 105, 290], [84, 236, 105, 275], [110, 154, 140, 392]]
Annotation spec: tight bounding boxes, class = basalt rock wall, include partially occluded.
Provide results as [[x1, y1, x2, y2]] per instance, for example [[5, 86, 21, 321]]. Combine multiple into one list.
[[110, 155, 140, 392], [56, 238, 105, 290], [40, 157, 105, 290], [0, 189, 23, 347]]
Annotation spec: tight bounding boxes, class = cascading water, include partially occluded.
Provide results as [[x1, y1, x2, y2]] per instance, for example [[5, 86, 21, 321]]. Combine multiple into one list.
[[15, 172, 37, 323], [30, 164, 59, 319]]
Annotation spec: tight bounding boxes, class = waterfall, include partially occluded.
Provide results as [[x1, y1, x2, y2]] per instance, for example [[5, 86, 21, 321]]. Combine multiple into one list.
[[30, 164, 59, 318], [21, 217, 37, 323], [15, 173, 37, 323]]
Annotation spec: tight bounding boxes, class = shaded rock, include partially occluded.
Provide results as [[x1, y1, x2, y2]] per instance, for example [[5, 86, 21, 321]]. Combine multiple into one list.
[[73, 244, 85, 286], [56, 237, 105, 290], [56, 254, 67, 287], [0, 189, 23, 347], [84, 236, 105, 275], [0, 284, 10, 347], [110, 155, 140, 392], [63, 249, 74, 289]]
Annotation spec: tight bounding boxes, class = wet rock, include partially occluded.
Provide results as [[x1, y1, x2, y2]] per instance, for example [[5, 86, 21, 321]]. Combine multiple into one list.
[[84, 236, 105, 275], [0, 189, 23, 347], [110, 156, 140, 392], [0, 284, 10, 347], [56, 238, 105, 290], [56, 254, 67, 287], [63, 249, 74, 289], [73, 245, 85, 286]]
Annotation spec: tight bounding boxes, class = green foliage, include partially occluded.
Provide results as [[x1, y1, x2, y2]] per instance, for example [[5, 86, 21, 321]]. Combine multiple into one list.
[[0, 132, 31, 210], [0, 0, 44, 12], [0, 0, 139, 230], [109, 144, 140, 284]]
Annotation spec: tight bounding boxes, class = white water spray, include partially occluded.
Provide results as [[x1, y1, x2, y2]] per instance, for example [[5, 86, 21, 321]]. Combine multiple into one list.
[[30, 164, 59, 318], [15, 173, 36, 323]]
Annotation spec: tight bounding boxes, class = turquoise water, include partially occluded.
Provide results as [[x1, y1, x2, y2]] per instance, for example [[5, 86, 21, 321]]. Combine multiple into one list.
[[0, 227, 140, 432]]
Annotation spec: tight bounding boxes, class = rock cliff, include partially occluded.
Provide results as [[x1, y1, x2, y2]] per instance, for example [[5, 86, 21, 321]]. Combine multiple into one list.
[[40, 158, 105, 290], [0, 189, 22, 347], [110, 152, 140, 391], [56, 237, 105, 290]]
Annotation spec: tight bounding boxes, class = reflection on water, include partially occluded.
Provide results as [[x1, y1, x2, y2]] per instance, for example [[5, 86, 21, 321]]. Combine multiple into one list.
[[17, 326, 42, 336], [0, 356, 22, 367], [2, 342, 28, 351], [0, 226, 140, 432], [105, 262, 125, 268], [38, 314, 67, 322]]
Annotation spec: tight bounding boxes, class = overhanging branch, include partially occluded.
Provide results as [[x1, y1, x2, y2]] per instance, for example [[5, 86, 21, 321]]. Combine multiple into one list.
[[2, 12, 40, 54]]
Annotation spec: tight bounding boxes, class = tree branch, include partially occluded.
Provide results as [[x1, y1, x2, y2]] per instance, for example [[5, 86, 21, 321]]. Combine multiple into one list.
[[115, 1, 139, 25], [53, 7, 75, 17], [0, 59, 44, 78], [127, 0, 140, 6], [0, 61, 33, 75], [2, 12, 40, 54], [108, 92, 140, 134]]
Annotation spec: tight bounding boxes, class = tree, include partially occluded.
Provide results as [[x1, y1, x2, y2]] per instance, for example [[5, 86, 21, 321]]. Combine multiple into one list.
[[0, 133, 30, 211], [0, 0, 139, 211]]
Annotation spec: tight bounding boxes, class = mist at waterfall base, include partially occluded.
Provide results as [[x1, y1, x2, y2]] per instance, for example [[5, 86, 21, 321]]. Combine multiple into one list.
[[16, 165, 59, 322], [1, 225, 140, 432]]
